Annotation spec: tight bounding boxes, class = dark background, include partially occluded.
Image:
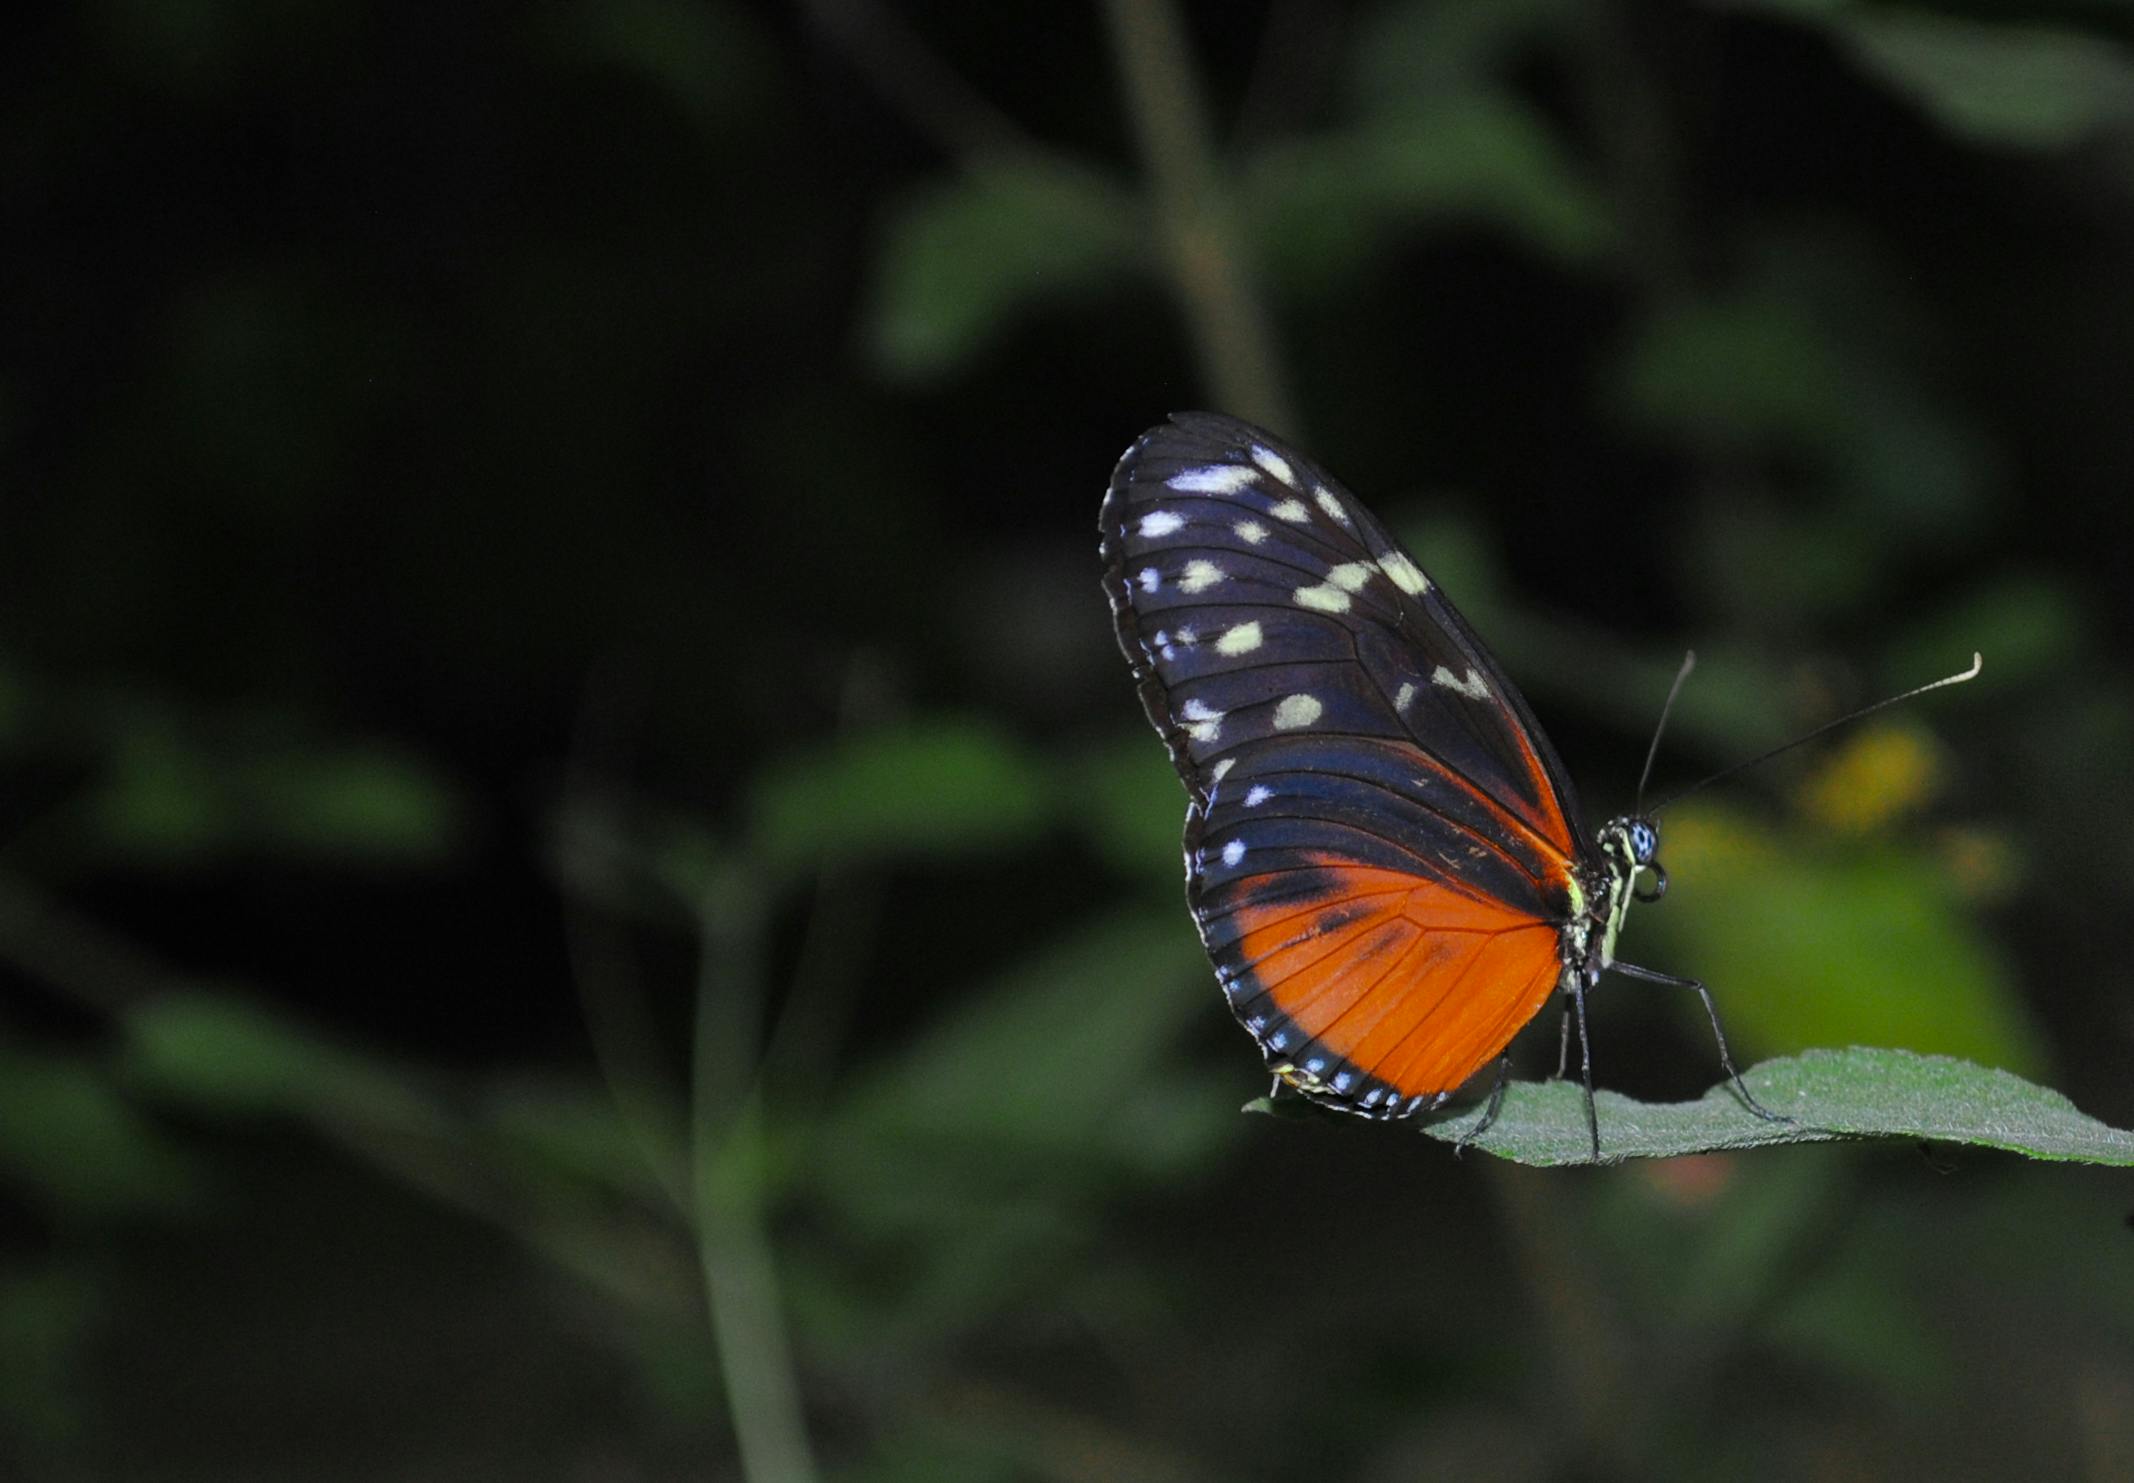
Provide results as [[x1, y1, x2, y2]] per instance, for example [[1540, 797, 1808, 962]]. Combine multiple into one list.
[[6, 1, 2134, 1478]]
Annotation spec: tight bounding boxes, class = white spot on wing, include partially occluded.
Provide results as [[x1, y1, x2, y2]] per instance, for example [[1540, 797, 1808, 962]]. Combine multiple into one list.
[[1209, 757, 1235, 783], [1269, 498, 1309, 523], [1221, 838, 1246, 867], [1313, 485, 1350, 524], [1379, 551, 1429, 595], [1249, 445, 1297, 488], [1178, 559, 1225, 594], [1328, 561, 1374, 592], [1272, 694, 1323, 729], [1139, 510, 1184, 537], [1233, 519, 1268, 545], [1293, 582, 1350, 614], [1181, 697, 1225, 743], [1168, 465, 1258, 494], [1244, 784, 1271, 807], [1432, 665, 1492, 700], [1137, 566, 1160, 594], [1215, 620, 1263, 655], [1394, 681, 1417, 711]]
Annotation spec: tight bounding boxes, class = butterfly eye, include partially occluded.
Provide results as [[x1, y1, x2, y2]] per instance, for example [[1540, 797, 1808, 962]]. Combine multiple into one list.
[[1630, 821, 1658, 865]]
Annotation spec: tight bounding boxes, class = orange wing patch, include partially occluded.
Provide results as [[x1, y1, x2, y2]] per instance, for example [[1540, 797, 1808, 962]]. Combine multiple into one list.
[[1226, 859, 1565, 1107]]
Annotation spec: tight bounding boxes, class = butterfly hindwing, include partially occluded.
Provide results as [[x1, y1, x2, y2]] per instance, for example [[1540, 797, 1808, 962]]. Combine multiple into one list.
[[1100, 412, 1590, 1117]]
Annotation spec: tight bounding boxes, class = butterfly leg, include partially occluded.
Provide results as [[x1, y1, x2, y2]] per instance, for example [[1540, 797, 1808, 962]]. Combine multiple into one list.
[[1570, 976, 1601, 1163], [1609, 960, 1793, 1125], [1552, 998, 1574, 1080], [1452, 1057, 1513, 1159]]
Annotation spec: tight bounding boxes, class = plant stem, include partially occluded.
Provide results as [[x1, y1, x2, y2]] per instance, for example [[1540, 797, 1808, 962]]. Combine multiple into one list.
[[1103, 0, 1298, 433], [693, 876, 820, 1483], [695, 1104, 818, 1483]]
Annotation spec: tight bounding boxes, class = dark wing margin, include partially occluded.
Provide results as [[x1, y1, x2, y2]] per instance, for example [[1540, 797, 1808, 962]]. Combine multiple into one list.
[[1099, 411, 1592, 1117]]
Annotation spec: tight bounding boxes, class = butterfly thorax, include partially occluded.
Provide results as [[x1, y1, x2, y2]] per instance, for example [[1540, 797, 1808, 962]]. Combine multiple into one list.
[[1562, 816, 1663, 989]]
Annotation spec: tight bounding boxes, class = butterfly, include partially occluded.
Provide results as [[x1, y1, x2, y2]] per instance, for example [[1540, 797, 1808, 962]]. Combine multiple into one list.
[[1099, 411, 1781, 1160]]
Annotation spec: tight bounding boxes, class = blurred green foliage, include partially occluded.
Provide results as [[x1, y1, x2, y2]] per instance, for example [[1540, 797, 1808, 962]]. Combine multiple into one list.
[[6, 1, 2134, 1480]]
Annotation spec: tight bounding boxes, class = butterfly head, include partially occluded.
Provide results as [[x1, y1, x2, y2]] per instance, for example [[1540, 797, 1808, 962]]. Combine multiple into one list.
[[1599, 815, 1667, 905]]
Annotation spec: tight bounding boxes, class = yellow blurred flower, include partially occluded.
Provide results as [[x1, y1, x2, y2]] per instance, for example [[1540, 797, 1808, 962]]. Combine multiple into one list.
[[1796, 722, 1943, 835]]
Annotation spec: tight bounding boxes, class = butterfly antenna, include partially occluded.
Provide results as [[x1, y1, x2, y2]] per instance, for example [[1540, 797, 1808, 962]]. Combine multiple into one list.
[[1650, 653, 1983, 816], [1635, 650, 1697, 815]]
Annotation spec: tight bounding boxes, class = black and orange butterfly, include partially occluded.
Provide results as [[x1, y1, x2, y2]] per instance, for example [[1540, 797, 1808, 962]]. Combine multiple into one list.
[[1099, 411, 1781, 1160]]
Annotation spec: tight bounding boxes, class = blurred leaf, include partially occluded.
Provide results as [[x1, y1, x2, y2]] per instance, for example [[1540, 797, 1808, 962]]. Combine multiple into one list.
[[1648, 807, 2042, 1071], [1714, 0, 2134, 153], [865, 164, 1141, 379], [820, 907, 1221, 1227], [479, 1073, 675, 1207], [237, 740, 467, 863], [122, 992, 437, 1135], [1256, 1048, 2134, 1166], [547, 0, 774, 128], [1245, 96, 1612, 291], [72, 705, 466, 868], [1840, 13, 2134, 151], [748, 717, 1052, 873], [834, 905, 1215, 1159], [0, 1047, 198, 1219], [1892, 572, 2084, 687], [76, 720, 230, 862], [1613, 243, 1995, 563], [1067, 737, 1184, 885], [1347, 0, 1580, 109], [1655, 1151, 1841, 1331], [1616, 291, 1857, 449], [1762, 1241, 1956, 1398]]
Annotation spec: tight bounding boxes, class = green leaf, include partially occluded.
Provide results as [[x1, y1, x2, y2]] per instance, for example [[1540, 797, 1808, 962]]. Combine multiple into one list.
[[73, 711, 465, 868], [237, 740, 467, 864], [121, 992, 438, 1136], [546, 0, 775, 129], [1891, 572, 2084, 688], [1615, 291, 1859, 450], [817, 908, 1228, 1239], [1065, 737, 1184, 885], [1244, 96, 1612, 291], [0, 1048, 200, 1219], [1246, 1048, 2134, 1166], [1641, 808, 2043, 1073], [1347, 0, 1581, 109], [865, 164, 1141, 380], [1840, 13, 2134, 151], [828, 908, 1217, 1171], [747, 717, 1053, 873]]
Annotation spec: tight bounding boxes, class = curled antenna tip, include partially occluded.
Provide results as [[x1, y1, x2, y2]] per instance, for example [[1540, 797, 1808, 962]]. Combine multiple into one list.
[[1966, 652, 1983, 677]]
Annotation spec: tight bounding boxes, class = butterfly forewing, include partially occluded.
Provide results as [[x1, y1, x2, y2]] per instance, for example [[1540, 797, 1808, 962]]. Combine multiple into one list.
[[1100, 412, 1590, 1117]]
